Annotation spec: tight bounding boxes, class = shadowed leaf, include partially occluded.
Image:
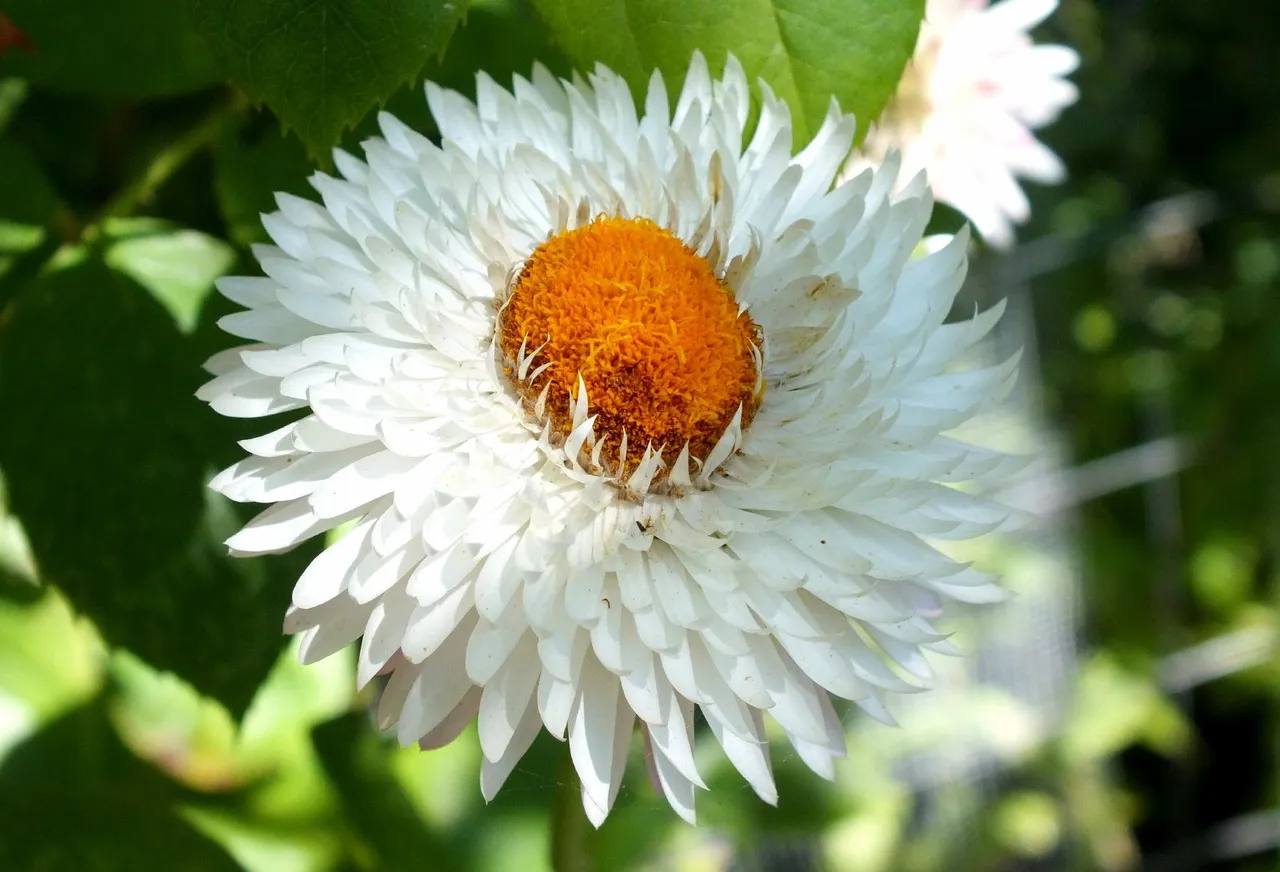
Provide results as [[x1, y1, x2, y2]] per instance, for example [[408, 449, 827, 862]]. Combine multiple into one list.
[[190, 0, 470, 157], [0, 251, 315, 717]]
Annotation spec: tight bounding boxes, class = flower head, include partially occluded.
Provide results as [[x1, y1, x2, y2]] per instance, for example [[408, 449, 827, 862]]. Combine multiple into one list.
[[848, 0, 1080, 246], [199, 53, 1019, 825]]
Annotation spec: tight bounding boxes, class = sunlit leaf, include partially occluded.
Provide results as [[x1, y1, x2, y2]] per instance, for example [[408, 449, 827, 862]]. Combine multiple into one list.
[[0, 590, 101, 730], [1061, 654, 1192, 765], [104, 221, 237, 333]]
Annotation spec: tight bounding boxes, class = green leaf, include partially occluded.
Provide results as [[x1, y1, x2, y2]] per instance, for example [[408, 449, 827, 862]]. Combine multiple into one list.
[[0, 567, 40, 605], [0, 467, 39, 601], [0, 140, 63, 237], [104, 221, 238, 333], [528, 0, 923, 144], [190, 0, 471, 158], [1061, 653, 1192, 765], [0, 0, 219, 97], [211, 0, 570, 247], [0, 78, 27, 135], [214, 119, 314, 247], [343, 0, 573, 143], [0, 139, 69, 308], [0, 698, 242, 871], [0, 589, 102, 716], [313, 712, 466, 872], [0, 249, 315, 717], [423, 0, 571, 99]]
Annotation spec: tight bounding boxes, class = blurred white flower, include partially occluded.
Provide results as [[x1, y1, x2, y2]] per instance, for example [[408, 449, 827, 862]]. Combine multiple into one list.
[[847, 0, 1080, 247], [199, 53, 1020, 825]]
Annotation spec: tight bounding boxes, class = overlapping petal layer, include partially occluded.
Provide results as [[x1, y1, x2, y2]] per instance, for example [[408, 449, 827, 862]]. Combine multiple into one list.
[[200, 53, 1019, 824]]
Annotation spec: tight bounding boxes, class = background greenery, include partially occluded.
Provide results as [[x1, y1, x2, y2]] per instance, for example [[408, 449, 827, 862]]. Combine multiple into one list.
[[0, 0, 1277, 869]]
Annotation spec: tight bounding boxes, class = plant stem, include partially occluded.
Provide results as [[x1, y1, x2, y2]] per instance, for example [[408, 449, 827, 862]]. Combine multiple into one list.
[[0, 90, 246, 317], [551, 747, 597, 872], [84, 89, 247, 238]]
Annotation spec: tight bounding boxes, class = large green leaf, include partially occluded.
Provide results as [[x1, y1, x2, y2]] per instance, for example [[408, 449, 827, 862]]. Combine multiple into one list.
[[0, 698, 241, 871], [190, 0, 471, 158], [211, 0, 570, 248], [528, 0, 923, 144], [0, 0, 219, 97], [346, 0, 573, 141], [0, 246, 315, 717]]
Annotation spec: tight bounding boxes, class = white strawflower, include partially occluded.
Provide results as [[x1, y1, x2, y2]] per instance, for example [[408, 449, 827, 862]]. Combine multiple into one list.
[[847, 0, 1080, 247], [199, 53, 1020, 825]]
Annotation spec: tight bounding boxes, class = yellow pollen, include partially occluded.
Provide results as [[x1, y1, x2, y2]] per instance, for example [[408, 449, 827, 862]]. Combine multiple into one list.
[[498, 216, 762, 482]]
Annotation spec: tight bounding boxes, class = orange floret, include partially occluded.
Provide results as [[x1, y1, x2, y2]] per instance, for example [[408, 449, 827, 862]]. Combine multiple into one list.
[[498, 216, 761, 481]]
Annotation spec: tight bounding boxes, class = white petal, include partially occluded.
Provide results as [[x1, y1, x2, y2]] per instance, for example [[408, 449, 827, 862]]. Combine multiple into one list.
[[401, 585, 475, 662], [478, 634, 541, 762], [538, 670, 577, 740], [480, 695, 542, 802], [396, 612, 479, 744], [226, 498, 351, 555], [705, 703, 776, 804], [646, 687, 704, 788], [419, 686, 482, 750], [646, 730, 698, 824], [297, 598, 370, 664], [568, 656, 631, 821], [198, 47, 1025, 824], [293, 518, 374, 608]]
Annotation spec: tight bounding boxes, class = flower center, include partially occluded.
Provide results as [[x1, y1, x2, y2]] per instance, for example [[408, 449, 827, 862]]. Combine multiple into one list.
[[497, 216, 762, 487]]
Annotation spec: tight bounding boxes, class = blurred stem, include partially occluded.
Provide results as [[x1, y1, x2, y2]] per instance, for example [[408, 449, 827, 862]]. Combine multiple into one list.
[[1, 90, 246, 318], [83, 89, 247, 239], [551, 748, 596, 872]]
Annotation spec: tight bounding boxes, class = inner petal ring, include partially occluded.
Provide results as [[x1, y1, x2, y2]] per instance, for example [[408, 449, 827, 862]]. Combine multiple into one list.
[[496, 216, 763, 492]]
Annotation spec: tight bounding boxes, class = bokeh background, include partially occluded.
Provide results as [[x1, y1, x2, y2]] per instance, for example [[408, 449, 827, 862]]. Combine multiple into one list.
[[2, 0, 1279, 869]]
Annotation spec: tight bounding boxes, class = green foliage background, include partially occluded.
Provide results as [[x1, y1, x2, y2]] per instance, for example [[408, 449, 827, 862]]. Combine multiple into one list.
[[0, 0, 1277, 869]]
